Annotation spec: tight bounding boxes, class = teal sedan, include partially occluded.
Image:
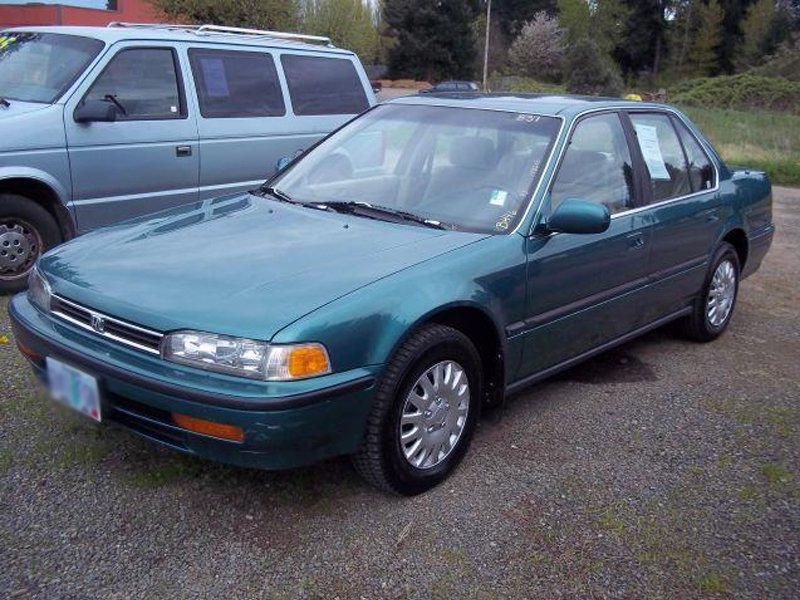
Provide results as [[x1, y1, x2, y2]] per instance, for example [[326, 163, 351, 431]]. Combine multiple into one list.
[[10, 94, 774, 495]]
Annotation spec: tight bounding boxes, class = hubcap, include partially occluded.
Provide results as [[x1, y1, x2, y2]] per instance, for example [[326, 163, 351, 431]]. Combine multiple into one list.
[[0, 219, 41, 281], [399, 360, 470, 470], [707, 259, 736, 327]]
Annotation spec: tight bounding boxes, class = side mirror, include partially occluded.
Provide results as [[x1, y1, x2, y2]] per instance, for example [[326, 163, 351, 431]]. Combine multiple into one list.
[[74, 99, 118, 123], [546, 198, 610, 234], [276, 149, 304, 172]]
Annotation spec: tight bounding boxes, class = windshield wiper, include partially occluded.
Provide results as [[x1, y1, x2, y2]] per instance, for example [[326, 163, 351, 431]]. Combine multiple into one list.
[[259, 186, 296, 204], [306, 201, 450, 230], [0, 96, 9, 108]]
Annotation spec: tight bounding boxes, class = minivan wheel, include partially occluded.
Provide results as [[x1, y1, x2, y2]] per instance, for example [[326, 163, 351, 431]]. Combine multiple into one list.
[[352, 324, 482, 496], [681, 241, 740, 342], [0, 194, 62, 294]]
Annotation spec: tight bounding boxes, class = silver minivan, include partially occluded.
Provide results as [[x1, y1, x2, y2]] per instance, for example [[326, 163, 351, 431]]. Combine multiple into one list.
[[0, 23, 375, 292]]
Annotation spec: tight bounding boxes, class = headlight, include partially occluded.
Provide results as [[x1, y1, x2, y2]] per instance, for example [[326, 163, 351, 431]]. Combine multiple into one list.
[[161, 331, 331, 381], [27, 266, 52, 313]]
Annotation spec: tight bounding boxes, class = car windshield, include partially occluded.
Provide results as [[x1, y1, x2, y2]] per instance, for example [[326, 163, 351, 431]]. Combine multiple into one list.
[[0, 32, 104, 103], [271, 103, 561, 233]]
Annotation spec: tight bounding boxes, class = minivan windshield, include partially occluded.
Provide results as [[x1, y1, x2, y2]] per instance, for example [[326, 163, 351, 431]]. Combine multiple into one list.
[[0, 32, 103, 103], [271, 103, 561, 233]]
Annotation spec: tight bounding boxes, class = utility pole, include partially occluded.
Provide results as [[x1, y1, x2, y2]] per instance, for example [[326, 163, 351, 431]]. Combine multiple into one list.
[[482, 0, 491, 91]]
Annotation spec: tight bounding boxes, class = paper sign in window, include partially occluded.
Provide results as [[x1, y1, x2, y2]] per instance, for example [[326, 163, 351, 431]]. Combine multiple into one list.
[[200, 57, 229, 98], [634, 124, 671, 180]]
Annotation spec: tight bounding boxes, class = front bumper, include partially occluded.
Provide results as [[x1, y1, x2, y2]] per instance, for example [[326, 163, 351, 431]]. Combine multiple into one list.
[[9, 294, 380, 470]]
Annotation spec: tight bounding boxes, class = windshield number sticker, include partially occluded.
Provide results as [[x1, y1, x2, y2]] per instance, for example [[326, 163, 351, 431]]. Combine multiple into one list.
[[495, 210, 517, 231], [516, 114, 541, 123]]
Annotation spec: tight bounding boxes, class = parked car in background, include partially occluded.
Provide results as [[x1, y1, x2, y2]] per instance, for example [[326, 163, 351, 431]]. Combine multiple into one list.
[[420, 80, 480, 93], [11, 94, 773, 494], [0, 23, 375, 292]]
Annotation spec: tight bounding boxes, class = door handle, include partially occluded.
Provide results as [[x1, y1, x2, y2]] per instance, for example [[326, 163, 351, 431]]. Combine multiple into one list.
[[626, 233, 645, 249], [176, 145, 192, 157]]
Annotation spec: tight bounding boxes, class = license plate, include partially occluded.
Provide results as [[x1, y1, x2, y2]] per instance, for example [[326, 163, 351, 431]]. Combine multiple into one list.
[[46, 357, 102, 422]]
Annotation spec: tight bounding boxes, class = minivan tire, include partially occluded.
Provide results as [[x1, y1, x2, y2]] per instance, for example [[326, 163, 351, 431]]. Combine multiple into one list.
[[681, 241, 740, 343], [352, 324, 482, 496], [0, 194, 62, 294]]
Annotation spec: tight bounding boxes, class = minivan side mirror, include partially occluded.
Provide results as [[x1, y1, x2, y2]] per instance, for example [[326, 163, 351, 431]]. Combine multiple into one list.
[[546, 198, 610, 234], [275, 149, 304, 172], [74, 99, 118, 123]]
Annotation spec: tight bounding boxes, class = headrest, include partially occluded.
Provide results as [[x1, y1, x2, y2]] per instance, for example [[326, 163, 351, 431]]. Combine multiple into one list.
[[448, 136, 496, 169]]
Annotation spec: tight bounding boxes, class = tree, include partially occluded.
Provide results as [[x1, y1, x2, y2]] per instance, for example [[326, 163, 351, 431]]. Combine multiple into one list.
[[303, 0, 379, 63], [737, 0, 776, 68], [557, 0, 629, 56], [493, 0, 558, 37], [507, 12, 566, 81], [151, 0, 302, 31], [616, 0, 672, 79], [383, 0, 479, 82], [691, 0, 726, 75], [564, 36, 624, 95]]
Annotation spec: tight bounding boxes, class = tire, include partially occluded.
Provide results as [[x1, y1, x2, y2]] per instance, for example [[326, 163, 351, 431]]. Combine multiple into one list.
[[0, 194, 62, 295], [680, 242, 740, 342], [352, 324, 482, 496]]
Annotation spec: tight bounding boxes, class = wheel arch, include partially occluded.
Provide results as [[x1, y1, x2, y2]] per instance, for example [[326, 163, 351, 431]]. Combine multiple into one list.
[[397, 302, 507, 407], [722, 227, 748, 270], [0, 175, 75, 241]]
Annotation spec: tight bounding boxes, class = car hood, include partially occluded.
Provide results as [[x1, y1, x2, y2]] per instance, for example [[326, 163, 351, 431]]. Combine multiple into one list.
[[41, 194, 488, 339]]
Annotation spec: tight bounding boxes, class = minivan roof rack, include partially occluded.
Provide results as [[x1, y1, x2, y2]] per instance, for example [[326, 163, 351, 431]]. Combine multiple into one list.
[[107, 22, 335, 47]]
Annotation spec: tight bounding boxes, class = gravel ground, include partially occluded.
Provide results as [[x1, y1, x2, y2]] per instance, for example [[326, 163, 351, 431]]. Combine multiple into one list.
[[1, 188, 798, 600]]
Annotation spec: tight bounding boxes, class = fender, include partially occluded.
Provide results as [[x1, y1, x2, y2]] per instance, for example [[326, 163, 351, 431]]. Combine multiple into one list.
[[0, 167, 76, 239]]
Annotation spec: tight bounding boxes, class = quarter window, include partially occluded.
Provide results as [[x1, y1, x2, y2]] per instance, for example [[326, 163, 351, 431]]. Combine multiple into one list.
[[673, 118, 715, 192], [188, 49, 285, 118], [629, 113, 691, 202], [281, 54, 369, 116], [82, 48, 183, 120], [550, 113, 634, 215]]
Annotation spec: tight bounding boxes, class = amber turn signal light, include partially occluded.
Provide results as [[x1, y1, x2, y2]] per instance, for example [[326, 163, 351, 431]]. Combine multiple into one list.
[[172, 413, 245, 442], [287, 345, 330, 378]]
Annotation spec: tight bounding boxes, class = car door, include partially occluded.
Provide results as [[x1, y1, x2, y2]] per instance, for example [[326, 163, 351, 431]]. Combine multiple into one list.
[[625, 111, 723, 323], [64, 43, 199, 232], [513, 111, 653, 380]]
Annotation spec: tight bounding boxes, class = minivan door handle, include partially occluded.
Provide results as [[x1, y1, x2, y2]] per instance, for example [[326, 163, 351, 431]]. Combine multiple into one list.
[[176, 145, 192, 157]]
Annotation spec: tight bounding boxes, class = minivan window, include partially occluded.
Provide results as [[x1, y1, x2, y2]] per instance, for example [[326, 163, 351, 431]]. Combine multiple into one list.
[[550, 113, 634, 215], [280, 54, 369, 116], [188, 49, 285, 118], [629, 113, 691, 202], [83, 48, 183, 120], [0, 32, 103, 103]]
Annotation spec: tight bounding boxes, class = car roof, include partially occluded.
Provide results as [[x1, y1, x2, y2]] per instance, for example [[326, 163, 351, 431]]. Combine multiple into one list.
[[2, 25, 356, 56], [387, 92, 675, 119]]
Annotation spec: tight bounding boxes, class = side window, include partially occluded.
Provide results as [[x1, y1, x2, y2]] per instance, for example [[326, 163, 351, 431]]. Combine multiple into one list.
[[188, 49, 285, 118], [629, 113, 691, 202], [83, 48, 183, 120], [281, 54, 369, 116], [550, 113, 634, 215], [673, 118, 715, 192]]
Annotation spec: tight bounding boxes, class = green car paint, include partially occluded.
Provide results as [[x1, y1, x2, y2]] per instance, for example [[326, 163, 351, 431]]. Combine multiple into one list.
[[10, 94, 774, 471]]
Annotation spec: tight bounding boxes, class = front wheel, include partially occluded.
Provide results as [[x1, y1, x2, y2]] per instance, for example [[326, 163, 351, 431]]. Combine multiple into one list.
[[681, 242, 740, 342], [0, 194, 62, 294], [352, 324, 482, 495]]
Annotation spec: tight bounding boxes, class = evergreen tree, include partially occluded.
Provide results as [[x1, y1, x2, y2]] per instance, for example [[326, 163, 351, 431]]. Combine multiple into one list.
[[565, 36, 623, 95], [383, 0, 479, 81], [692, 0, 726, 75], [494, 0, 558, 37], [737, 0, 776, 68]]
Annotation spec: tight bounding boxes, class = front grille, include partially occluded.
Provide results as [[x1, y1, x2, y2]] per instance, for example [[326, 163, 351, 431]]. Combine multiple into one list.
[[51, 295, 164, 355]]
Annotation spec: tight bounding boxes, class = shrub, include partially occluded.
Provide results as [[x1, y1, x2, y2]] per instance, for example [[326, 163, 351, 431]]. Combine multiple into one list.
[[670, 74, 800, 114], [564, 38, 623, 97]]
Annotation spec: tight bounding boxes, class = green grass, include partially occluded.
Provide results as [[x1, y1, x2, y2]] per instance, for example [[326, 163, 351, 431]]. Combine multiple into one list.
[[682, 106, 800, 186]]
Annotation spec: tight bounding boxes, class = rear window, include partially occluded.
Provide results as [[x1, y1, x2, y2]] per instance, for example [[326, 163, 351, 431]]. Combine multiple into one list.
[[189, 48, 285, 118], [280, 54, 369, 116]]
